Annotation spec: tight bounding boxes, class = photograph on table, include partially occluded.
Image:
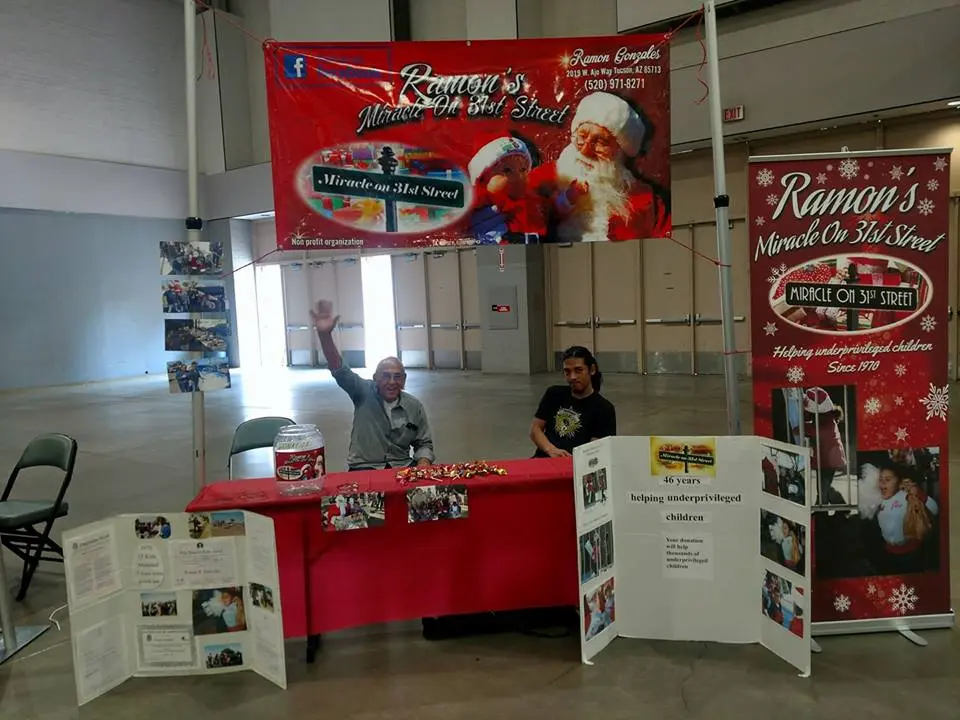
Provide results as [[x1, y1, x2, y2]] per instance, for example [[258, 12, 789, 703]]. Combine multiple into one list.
[[188, 513, 212, 539], [164, 318, 230, 352], [771, 385, 857, 507], [140, 592, 178, 618], [769, 254, 930, 334], [250, 583, 275, 613], [814, 447, 942, 580], [761, 444, 807, 507], [134, 515, 172, 540], [166, 360, 231, 393], [321, 492, 386, 531], [202, 642, 244, 669], [761, 569, 805, 639], [581, 468, 609, 512], [191, 587, 247, 636], [209, 511, 246, 537], [160, 240, 224, 276], [406, 484, 468, 523], [583, 577, 615, 641], [579, 520, 614, 584], [760, 510, 807, 577]]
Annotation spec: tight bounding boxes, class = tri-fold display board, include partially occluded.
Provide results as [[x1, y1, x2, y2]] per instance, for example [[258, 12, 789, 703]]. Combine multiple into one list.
[[63, 511, 286, 706], [574, 436, 813, 675]]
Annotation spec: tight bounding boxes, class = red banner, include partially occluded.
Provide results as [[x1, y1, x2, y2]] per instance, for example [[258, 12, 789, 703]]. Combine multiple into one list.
[[264, 37, 671, 250], [749, 150, 952, 623]]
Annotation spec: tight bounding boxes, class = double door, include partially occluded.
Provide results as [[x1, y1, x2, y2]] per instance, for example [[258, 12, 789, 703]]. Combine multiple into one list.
[[547, 225, 751, 375]]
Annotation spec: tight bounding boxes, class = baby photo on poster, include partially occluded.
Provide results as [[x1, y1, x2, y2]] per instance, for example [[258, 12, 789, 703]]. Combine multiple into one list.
[[192, 587, 247, 636], [761, 445, 807, 507], [815, 447, 941, 579], [760, 510, 807, 577], [579, 520, 614, 584], [771, 385, 857, 507], [762, 570, 805, 639]]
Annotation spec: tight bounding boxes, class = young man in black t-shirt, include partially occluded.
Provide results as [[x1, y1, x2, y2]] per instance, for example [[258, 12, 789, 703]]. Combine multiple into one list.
[[530, 346, 616, 457]]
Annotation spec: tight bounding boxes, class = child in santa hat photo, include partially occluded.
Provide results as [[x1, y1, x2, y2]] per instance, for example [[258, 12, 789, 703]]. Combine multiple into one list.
[[467, 133, 583, 244]]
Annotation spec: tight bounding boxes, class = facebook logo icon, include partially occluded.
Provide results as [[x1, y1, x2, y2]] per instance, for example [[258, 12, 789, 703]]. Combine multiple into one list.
[[283, 55, 307, 79]]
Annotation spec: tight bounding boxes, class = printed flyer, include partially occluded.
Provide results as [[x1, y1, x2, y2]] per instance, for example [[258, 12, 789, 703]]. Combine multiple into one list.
[[264, 36, 671, 249], [748, 149, 952, 625], [574, 435, 812, 675], [64, 511, 286, 707]]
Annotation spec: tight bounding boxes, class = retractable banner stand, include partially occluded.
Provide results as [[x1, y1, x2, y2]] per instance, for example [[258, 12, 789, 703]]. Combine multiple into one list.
[[574, 436, 813, 675], [63, 511, 286, 706], [748, 149, 953, 631], [263, 36, 672, 249]]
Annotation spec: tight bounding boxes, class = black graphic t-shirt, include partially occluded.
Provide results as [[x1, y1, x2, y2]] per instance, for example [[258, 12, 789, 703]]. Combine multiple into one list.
[[533, 385, 617, 456]]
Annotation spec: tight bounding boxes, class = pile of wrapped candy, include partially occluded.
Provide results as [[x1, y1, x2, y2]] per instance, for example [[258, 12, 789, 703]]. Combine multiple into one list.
[[395, 461, 508, 486]]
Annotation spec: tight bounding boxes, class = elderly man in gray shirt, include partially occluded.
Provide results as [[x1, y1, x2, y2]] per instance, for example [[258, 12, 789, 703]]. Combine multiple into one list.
[[311, 300, 435, 471]]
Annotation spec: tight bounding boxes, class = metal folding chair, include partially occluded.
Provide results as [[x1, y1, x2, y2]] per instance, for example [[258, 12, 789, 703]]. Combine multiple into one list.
[[0, 433, 77, 601], [227, 417, 295, 480]]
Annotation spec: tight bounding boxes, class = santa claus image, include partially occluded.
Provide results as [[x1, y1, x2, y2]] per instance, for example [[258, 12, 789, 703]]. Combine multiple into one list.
[[530, 91, 671, 242]]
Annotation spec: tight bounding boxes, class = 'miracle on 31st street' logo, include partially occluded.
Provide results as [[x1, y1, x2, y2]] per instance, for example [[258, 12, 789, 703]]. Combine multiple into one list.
[[650, 437, 717, 477]]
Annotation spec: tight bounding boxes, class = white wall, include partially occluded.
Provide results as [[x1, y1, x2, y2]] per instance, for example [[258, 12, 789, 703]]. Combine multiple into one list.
[[0, 0, 185, 169]]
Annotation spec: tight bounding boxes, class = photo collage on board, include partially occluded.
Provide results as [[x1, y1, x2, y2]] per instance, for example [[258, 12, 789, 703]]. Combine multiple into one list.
[[160, 241, 232, 394], [759, 443, 810, 642], [576, 451, 615, 645], [769, 386, 943, 581], [131, 511, 283, 679]]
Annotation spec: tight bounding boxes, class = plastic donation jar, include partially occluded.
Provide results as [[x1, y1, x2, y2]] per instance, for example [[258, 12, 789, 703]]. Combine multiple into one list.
[[273, 424, 325, 496]]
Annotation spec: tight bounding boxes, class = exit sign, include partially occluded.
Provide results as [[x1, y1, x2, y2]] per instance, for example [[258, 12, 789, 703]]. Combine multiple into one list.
[[723, 105, 745, 123], [491, 304, 511, 313]]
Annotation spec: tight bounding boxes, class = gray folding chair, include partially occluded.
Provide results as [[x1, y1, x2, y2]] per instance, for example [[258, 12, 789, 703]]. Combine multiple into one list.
[[0, 433, 77, 601], [227, 417, 295, 480]]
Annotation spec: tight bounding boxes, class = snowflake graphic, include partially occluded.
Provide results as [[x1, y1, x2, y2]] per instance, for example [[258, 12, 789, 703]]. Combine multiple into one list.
[[786, 366, 805, 384], [920, 315, 937, 332], [815, 173, 827, 184], [895, 427, 909, 443], [894, 364, 906, 377], [920, 383, 949, 421], [766, 194, 779, 207], [826, 164, 834, 171], [763, 322, 778, 336], [867, 161, 874, 167], [933, 156, 948, 172], [864, 397, 881, 415], [755, 216, 766, 227], [889, 165, 904, 180], [756, 168, 775, 187], [766, 263, 788, 285], [839, 158, 860, 180], [888, 584, 918, 615], [917, 198, 935, 216], [833, 594, 851, 613], [866, 583, 877, 596], [927, 179, 939, 192], [894, 395, 904, 407]]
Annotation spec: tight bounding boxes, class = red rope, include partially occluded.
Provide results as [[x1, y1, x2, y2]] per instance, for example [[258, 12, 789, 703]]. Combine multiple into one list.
[[694, 8, 709, 104]]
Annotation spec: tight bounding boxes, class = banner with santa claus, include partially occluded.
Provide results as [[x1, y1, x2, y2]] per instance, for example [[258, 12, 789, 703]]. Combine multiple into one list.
[[263, 36, 671, 250], [748, 148, 953, 628]]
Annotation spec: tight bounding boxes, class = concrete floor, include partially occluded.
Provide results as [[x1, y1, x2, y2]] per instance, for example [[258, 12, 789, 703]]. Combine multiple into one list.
[[1, 368, 958, 718]]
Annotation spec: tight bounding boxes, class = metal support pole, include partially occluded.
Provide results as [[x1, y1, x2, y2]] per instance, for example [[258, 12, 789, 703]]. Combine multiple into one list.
[[0, 544, 49, 664], [704, 1, 741, 435], [186, 0, 206, 491]]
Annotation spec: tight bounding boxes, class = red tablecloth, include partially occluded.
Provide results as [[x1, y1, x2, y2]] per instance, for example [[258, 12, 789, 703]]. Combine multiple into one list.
[[186, 457, 578, 637]]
